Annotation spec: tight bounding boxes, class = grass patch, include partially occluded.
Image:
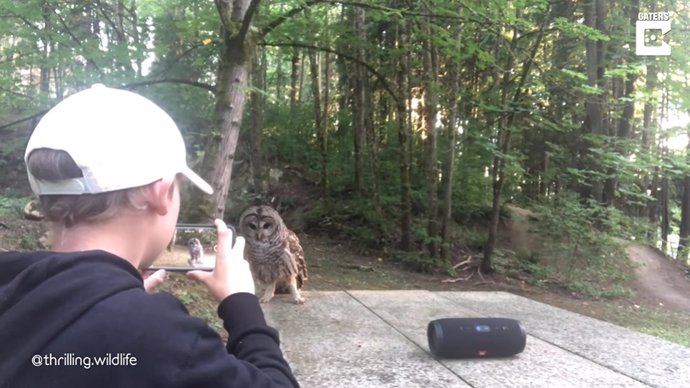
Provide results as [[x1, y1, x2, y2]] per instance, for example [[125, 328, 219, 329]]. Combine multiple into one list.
[[0, 195, 27, 216], [156, 273, 226, 339], [599, 304, 690, 347]]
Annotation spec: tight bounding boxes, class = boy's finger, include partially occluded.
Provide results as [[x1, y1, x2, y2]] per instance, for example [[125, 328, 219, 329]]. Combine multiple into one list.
[[186, 270, 209, 283], [230, 236, 246, 260], [214, 219, 231, 258], [143, 269, 166, 292], [215, 218, 230, 239]]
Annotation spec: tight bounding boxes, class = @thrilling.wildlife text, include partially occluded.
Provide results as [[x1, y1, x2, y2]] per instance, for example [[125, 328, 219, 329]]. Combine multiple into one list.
[[32, 353, 138, 369]]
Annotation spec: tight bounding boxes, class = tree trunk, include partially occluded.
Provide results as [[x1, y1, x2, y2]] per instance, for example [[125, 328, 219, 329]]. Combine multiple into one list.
[[188, 0, 258, 221], [483, 22, 516, 274], [483, 7, 549, 273], [602, 66, 636, 205], [39, 2, 51, 94], [290, 52, 300, 108], [129, 0, 144, 77], [660, 174, 670, 254], [274, 3, 285, 102], [352, 6, 366, 197], [114, 0, 126, 44], [249, 47, 266, 194], [660, 81, 671, 255], [644, 61, 659, 226], [299, 53, 306, 104], [679, 174, 690, 259], [422, 27, 439, 257], [678, 124, 690, 260], [85, 3, 100, 76], [368, 72, 382, 225], [322, 50, 330, 202], [583, 0, 606, 202], [309, 49, 329, 200], [440, 27, 460, 262], [545, 0, 577, 198], [396, 21, 412, 251], [602, 0, 637, 206]]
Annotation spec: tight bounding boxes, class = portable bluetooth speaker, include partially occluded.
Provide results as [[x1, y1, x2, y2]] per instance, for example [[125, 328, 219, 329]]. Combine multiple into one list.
[[427, 318, 526, 358]]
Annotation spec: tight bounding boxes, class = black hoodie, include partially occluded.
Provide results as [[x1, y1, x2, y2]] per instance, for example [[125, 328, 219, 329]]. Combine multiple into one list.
[[0, 250, 300, 388]]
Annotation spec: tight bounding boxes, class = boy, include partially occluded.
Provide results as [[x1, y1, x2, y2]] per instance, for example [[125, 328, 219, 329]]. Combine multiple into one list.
[[0, 85, 299, 387]]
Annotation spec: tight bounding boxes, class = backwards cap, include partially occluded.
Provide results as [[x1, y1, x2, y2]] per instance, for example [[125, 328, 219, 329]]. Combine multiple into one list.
[[25, 84, 213, 195]]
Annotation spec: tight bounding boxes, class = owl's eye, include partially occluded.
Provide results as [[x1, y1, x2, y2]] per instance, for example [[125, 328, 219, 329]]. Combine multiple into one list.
[[248, 223, 258, 230], [263, 223, 272, 229]]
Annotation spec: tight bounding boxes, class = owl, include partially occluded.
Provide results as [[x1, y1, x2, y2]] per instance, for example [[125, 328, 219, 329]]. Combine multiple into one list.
[[239, 205, 308, 304], [187, 238, 204, 267]]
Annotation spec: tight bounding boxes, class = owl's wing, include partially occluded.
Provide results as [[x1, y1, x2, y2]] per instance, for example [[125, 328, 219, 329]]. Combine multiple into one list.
[[287, 230, 308, 288]]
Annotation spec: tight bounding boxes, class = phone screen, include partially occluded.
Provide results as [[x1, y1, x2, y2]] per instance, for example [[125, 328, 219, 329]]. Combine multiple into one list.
[[148, 224, 218, 272]]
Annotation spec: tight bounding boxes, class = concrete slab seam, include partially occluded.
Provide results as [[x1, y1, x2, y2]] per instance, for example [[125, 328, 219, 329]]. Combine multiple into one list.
[[344, 290, 476, 387]]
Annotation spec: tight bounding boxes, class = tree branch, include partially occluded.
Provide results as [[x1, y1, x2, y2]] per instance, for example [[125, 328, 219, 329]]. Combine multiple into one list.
[[52, 10, 101, 71], [214, 0, 231, 31], [261, 41, 399, 104], [123, 79, 216, 93], [0, 110, 48, 131], [94, 4, 139, 43], [334, 0, 468, 20], [508, 7, 551, 112], [239, 0, 262, 41], [261, 0, 326, 37], [261, 0, 479, 39], [153, 41, 218, 78], [0, 79, 216, 132]]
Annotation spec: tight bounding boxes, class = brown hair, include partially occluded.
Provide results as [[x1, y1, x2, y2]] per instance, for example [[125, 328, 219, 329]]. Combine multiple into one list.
[[26, 148, 150, 227]]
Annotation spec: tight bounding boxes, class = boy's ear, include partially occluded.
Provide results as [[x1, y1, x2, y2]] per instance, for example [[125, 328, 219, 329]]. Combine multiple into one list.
[[145, 177, 177, 216]]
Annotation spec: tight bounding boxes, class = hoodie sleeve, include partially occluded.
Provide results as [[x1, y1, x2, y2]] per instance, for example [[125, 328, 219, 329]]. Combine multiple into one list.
[[174, 293, 300, 388]]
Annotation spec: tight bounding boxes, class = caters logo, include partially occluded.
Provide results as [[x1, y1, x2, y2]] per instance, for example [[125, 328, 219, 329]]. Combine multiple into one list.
[[636, 12, 672, 56]]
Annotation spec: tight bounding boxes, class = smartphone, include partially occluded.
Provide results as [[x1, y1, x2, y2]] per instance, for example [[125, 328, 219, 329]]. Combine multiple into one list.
[[147, 223, 236, 273]]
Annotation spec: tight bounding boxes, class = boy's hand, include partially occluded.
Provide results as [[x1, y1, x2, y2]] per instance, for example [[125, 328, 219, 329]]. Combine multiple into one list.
[[142, 269, 166, 292], [187, 219, 255, 302]]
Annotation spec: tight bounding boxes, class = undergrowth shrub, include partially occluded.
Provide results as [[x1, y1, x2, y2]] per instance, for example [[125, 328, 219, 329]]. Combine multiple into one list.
[[303, 197, 398, 250], [0, 195, 25, 216], [531, 193, 636, 298]]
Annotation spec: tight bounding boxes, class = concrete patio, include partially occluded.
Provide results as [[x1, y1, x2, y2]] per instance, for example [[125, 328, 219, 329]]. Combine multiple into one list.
[[263, 290, 690, 388]]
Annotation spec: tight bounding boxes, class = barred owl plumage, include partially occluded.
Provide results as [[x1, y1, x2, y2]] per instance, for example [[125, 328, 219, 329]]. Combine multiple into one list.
[[239, 205, 308, 304], [187, 238, 203, 267]]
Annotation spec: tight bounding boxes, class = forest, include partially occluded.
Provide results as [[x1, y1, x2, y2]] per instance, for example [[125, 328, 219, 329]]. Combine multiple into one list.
[[0, 0, 689, 297]]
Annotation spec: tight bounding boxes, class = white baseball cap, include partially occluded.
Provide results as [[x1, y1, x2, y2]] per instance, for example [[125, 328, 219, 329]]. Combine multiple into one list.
[[25, 84, 213, 195]]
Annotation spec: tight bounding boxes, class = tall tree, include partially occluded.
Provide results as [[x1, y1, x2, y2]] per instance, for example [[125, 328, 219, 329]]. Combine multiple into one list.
[[440, 25, 461, 262], [352, 6, 367, 198], [395, 19, 412, 251], [249, 47, 266, 194], [483, 5, 549, 273], [421, 14, 440, 257], [679, 138, 690, 259], [582, 0, 607, 202], [190, 0, 260, 220], [309, 48, 329, 200]]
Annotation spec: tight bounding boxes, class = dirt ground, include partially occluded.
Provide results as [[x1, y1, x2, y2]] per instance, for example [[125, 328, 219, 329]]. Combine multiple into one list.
[[300, 233, 690, 313], [626, 244, 690, 314]]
